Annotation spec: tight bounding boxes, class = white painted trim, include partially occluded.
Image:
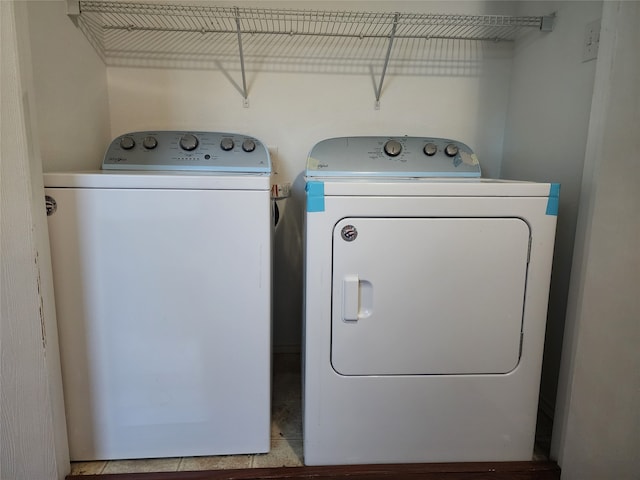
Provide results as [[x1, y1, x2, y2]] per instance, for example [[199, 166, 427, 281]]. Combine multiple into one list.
[[0, 2, 69, 479]]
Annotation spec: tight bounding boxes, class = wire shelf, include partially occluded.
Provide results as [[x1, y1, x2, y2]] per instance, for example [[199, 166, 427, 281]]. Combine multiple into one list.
[[78, 2, 546, 41], [70, 1, 553, 105]]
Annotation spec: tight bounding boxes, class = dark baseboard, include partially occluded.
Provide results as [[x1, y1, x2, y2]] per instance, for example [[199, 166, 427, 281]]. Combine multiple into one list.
[[67, 460, 560, 480]]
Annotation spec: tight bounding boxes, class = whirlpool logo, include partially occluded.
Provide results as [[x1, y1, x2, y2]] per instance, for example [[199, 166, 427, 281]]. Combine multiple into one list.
[[341, 225, 358, 242], [45, 195, 57, 216]]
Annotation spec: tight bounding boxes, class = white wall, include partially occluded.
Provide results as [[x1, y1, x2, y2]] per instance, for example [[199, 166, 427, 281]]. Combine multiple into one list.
[[501, 1, 601, 416], [552, 2, 640, 478], [27, 0, 110, 172]]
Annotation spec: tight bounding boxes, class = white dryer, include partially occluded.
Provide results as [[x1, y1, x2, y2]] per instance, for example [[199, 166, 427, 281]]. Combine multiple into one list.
[[303, 136, 558, 465], [45, 131, 272, 460]]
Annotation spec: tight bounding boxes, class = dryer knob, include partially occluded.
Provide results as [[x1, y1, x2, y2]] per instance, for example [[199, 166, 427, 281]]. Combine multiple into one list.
[[119, 136, 135, 150], [383, 140, 402, 157], [179, 134, 199, 151], [444, 143, 459, 157], [424, 143, 438, 156], [220, 137, 235, 151], [242, 139, 256, 152]]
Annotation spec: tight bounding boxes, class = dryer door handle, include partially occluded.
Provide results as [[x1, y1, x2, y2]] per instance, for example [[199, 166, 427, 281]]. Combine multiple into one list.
[[343, 275, 360, 321]]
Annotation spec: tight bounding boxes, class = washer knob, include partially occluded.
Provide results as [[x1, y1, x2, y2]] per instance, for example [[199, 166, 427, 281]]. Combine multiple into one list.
[[119, 136, 135, 150], [179, 134, 199, 151], [444, 143, 459, 157], [242, 139, 256, 152], [383, 140, 402, 157], [424, 143, 438, 156], [220, 137, 235, 151], [142, 136, 158, 150]]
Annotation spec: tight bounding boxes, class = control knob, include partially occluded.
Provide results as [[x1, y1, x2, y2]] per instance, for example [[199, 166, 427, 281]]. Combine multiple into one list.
[[444, 143, 459, 157], [119, 136, 135, 150], [220, 138, 235, 151], [142, 136, 158, 150], [242, 139, 256, 152], [179, 134, 199, 151], [423, 143, 438, 156], [383, 140, 402, 157]]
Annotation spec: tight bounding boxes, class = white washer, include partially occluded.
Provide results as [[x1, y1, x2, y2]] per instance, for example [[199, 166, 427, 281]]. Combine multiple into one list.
[[45, 131, 272, 461], [303, 136, 558, 465]]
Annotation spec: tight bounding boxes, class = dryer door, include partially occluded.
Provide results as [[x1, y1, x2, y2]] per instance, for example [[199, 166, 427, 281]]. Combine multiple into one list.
[[331, 217, 530, 376]]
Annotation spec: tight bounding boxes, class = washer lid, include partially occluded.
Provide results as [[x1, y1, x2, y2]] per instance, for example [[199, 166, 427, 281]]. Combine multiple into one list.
[[103, 131, 271, 173], [306, 136, 481, 178], [43, 171, 271, 191]]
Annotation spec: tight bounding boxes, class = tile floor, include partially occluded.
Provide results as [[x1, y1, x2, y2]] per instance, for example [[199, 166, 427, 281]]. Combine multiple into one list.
[[69, 353, 303, 475], [69, 352, 550, 475]]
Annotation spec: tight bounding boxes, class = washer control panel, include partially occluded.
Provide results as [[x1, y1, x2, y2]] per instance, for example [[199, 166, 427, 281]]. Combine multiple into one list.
[[307, 136, 480, 177], [103, 131, 270, 172]]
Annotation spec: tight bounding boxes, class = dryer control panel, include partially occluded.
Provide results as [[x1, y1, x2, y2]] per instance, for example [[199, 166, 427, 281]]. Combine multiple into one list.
[[306, 136, 480, 177], [103, 131, 271, 173]]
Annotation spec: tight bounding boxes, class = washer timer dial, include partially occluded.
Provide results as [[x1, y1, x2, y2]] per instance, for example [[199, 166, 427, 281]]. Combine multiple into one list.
[[179, 134, 199, 151]]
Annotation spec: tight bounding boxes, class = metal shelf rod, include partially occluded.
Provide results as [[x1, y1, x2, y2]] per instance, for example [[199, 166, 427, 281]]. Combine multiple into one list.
[[99, 24, 539, 42], [98, 27, 543, 43], [234, 7, 248, 106], [375, 13, 398, 107]]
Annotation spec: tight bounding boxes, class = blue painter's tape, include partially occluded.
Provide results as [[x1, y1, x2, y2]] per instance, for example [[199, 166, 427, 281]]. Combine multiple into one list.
[[546, 183, 561, 216], [306, 181, 325, 212]]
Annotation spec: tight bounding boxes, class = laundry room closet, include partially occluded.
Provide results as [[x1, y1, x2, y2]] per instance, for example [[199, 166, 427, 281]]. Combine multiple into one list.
[[8, 0, 639, 478]]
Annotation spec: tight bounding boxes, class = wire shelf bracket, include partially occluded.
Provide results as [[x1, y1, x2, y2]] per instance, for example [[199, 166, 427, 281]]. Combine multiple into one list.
[[234, 7, 249, 107], [66, 1, 555, 107], [374, 13, 398, 110]]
